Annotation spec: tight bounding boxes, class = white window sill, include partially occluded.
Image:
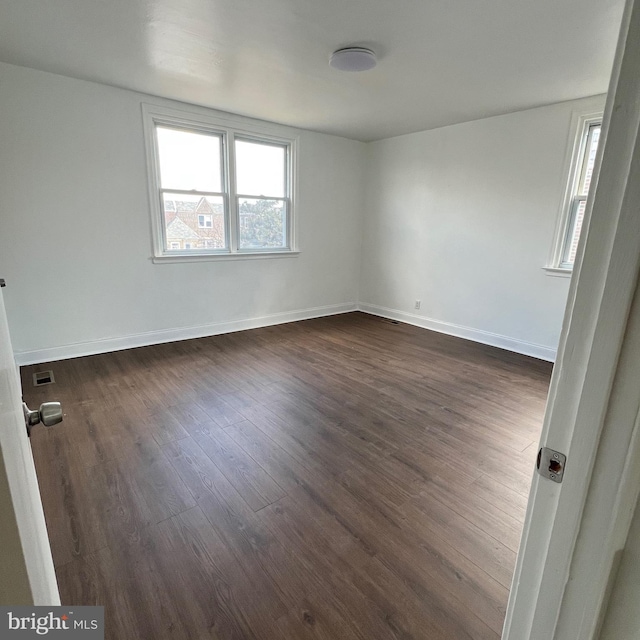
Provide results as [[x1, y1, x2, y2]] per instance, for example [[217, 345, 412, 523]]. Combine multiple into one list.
[[543, 266, 573, 278], [152, 251, 300, 264]]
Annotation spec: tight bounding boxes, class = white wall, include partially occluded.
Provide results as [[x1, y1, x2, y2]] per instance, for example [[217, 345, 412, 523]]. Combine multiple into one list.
[[0, 62, 365, 364], [359, 96, 605, 361], [0, 61, 604, 364]]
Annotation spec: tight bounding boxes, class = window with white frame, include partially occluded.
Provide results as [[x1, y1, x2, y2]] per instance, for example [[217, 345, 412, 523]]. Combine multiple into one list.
[[143, 105, 295, 259], [550, 114, 602, 271], [198, 214, 213, 228]]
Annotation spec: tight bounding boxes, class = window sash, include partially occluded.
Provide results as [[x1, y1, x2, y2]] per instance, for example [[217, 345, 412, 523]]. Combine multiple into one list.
[[234, 136, 288, 199], [576, 123, 601, 196], [155, 125, 225, 194], [227, 133, 292, 253], [560, 196, 587, 268]]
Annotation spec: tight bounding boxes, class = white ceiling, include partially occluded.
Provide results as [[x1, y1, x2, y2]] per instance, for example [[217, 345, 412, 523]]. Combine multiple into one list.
[[0, 0, 625, 141]]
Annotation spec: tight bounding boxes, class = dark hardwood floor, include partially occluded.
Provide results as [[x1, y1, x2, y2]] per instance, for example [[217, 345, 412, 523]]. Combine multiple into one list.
[[22, 312, 552, 640]]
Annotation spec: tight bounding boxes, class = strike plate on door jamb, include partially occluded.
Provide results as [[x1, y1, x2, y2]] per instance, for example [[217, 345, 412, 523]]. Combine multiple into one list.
[[537, 447, 566, 483]]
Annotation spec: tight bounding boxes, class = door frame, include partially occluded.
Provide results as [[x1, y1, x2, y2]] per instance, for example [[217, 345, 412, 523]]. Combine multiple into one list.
[[503, 0, 640, 636]]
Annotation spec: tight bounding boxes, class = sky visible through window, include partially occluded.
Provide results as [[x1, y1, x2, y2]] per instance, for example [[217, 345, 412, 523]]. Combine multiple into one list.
[[157, 127, 222, 192], [235, 140, 285, 197], [156, 127, 285, 196]]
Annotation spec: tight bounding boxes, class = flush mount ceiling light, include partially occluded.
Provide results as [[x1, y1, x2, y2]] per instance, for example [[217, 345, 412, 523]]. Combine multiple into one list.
[[329, 47, 377, 72]]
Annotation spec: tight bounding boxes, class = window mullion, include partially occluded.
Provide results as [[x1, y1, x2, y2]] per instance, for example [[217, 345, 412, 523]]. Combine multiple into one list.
[[227, 131, 239, 253], [286, 144, 292, 250]]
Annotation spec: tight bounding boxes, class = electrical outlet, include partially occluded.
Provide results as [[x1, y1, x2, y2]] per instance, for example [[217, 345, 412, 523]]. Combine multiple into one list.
[[414, 300, 421, 310]]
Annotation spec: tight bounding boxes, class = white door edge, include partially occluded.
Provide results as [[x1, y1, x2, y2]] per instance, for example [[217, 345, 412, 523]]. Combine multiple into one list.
[[0, 287, 59, 605], [503, 0, 640, 637]]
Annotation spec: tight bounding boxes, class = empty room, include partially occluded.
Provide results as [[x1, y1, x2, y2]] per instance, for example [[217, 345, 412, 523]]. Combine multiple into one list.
[[2, 0, 640, 639]]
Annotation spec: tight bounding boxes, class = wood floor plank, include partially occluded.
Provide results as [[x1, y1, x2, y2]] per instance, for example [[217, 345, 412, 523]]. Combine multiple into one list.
[[83, 438, 197, 552], [141, 407, 190, 445], [262, 495, 491, 640], [277, 596, 364, 640], [192, 423, 287, 511], [195, 391, 246, 428], [301, 476, 507, 635], [421, 474, 524, 553], [150, 506, 284, 640], [23, 312, 552, 639], [401, 491, 517, 589], [58, 398, 154, 469], [168, 402, 213, 433], [30, 426, 109, 566], [228, 419, 507, 635], [469, 472, 530, 522], [225, 419, 318, 495], [161, 436, 290, 619], [57, 529, 192, 640]]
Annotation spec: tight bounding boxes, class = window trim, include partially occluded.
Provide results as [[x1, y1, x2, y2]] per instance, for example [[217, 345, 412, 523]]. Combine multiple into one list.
[[545, 103, 604, 275], [142, 103, 299, 262]]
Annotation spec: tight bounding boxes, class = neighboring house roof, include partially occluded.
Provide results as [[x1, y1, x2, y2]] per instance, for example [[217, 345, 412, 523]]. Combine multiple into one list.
[[164, 198, 223, 214], [195, 198, 216, 214], [166, 216, 198, 240], [164, 197, 225, 241]]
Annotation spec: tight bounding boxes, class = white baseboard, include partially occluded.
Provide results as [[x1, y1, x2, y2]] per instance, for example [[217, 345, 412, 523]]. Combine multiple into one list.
[[14, 303, 357, 366], [15, 301, 557, 366], [357, 303, 557, 362]]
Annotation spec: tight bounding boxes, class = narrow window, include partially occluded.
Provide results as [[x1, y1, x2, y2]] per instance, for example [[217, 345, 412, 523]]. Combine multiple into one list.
[[560, 122, 601, 267], [550, 115, 602, 272]]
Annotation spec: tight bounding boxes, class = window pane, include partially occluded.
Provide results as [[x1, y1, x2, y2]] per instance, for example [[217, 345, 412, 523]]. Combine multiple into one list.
[[238, 198, 286, 249], [163, 193, 226, 251], [156, 126, 222, 192], [235, 140, 286, 197], [578, 125, 601, 196], [565, 198, 587, 265]]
